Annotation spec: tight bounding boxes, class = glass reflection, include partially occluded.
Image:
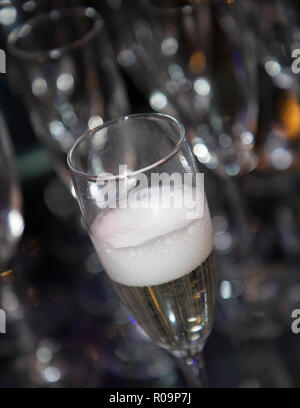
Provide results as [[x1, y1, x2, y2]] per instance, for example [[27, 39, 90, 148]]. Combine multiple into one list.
[[7, 7, 130, 189]]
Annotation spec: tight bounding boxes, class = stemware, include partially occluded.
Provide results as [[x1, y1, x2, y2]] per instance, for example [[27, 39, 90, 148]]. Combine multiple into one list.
[[7, 6, 130, 190], [102, 0, 259, 270], [0, 109, 28, 355], [0, 109, 105, 386], [68, 112, 217, 387], [0, 111, 24, 269], [240, 0, 300, 173]]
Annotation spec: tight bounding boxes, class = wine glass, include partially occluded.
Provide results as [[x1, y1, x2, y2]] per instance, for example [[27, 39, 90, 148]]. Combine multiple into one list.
[[67, 112, 216, 387], [240, 0, 300, 171], [0, 111, 24, 269], [233, 0, 300, 337], [6, 4, 130, 320], [7, 6, 130, 190]]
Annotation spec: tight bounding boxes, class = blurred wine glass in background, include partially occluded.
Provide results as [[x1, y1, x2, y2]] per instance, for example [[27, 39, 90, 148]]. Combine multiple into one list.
[[5, 5, 127, 323], [0, 105, 108, 387], [7, 6, 130, 190], [5, 6, 178, 384], [99, 0, 266, 340], [0, 112, 24, 268], [0, 0, 299, 388], [0, 0, 88, 45], [104, 0, 258, 174], [6, 5, 130, 324], [100, 0, 259, 260]]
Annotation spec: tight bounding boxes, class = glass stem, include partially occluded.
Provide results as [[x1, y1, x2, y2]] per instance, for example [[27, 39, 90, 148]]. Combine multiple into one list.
[[178, 350, 209, 388]]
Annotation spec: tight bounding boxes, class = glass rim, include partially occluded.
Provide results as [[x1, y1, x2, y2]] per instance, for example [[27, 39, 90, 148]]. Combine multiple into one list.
[[7, 7, 103, 61], [67, 113, 186, 183]]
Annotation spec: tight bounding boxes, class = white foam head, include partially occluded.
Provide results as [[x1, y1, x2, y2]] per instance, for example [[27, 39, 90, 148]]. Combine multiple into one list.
[[91, 185, 213, 287]]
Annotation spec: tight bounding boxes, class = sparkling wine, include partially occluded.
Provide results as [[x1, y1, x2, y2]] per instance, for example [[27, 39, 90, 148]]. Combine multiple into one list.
[[91, 185, 215, 353], [111, 252, 215, 353]]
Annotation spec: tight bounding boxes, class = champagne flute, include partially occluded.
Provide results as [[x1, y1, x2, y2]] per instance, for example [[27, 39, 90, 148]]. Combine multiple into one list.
[[67, 113, 216, 387], [7, 6, 130, 190], [7, 7, 176, 380], [230, 0, 300, 338], [101, 0, 263, 341]]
